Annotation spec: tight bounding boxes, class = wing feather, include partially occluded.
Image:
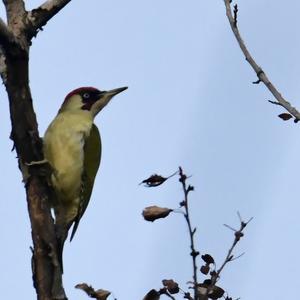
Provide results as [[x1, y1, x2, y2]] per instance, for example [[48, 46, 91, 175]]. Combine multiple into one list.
[[70, 124, 101, 241]]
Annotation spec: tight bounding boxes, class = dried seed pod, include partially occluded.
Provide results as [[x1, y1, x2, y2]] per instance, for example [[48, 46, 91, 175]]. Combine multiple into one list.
[[142, 206, 173, 222]]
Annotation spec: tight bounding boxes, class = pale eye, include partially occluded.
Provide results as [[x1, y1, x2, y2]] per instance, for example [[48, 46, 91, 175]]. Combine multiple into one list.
[[83, 93, 90, 99]]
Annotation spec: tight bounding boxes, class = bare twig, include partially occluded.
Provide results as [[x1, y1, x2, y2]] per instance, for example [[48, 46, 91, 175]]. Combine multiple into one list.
[[159, 288, 176, 300], [142, 169, 250, 300], [211, 214, 252, 285], [223, 223, 236, 232], [27, 0, 72, 38], [233, 4, 238, 27], [229, 252, 245, 261], [268, 100, 283, 107], [224, 0, 300, 121], [179, 167, 199, 300]]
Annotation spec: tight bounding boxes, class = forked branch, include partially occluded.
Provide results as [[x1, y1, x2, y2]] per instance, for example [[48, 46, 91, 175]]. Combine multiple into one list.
[[27, 0, 72, 39]]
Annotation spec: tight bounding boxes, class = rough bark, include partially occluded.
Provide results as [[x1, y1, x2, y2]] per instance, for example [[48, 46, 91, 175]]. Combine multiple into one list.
[[27, 0, 72, 39], [1, 0, 73, 299]]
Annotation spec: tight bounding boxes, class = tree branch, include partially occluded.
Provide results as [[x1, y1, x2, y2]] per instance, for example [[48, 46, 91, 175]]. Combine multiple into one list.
[[212, 215, 252, 283], [0, 49, 7, 83], [224, 0, 300, 121], [0, 19, 18, 50], [179, 167, 199, 300], [1, 1, 29, 54], [3, 0, 26, 35], [201, 214, 252, 300], [2, 0, 67, 298], [0, 19, 16, 82], [5, 53, 66, 299], [27, 0, 72, 39]]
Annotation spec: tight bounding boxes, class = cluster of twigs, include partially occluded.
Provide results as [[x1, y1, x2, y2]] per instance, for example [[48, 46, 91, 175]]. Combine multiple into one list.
[[141, 167, 251, 300], [78, 167, 251, 300]]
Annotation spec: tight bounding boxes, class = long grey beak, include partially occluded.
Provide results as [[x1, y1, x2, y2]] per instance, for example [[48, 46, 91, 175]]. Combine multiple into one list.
[[104, 86, 128, 97], [92, 86, 128, 115]]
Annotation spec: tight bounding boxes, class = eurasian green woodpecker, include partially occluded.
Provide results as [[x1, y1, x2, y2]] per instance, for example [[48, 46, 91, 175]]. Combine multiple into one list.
[[43, 86, 127, 268]]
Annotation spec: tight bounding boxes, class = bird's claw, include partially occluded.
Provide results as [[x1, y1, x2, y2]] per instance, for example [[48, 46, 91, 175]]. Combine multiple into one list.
[[26, 159, 48, 166]]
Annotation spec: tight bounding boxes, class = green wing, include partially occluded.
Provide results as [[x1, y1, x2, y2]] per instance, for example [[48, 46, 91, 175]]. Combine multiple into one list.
[[70, 124, 101, 241]]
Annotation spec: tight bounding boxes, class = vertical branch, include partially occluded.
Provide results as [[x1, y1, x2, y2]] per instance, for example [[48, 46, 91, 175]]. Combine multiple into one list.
[[4, 41, 66, 300], [179, 167, 199, 300], [3, 0, 27, 36], [1, 0, 72, 299]]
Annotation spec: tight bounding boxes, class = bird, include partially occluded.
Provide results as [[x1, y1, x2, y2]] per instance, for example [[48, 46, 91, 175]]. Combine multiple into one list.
[[43, 86, 127, 270]]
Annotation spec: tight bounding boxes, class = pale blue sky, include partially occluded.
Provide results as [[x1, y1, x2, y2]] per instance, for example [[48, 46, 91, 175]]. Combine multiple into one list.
[[1, 1, 300, 299]]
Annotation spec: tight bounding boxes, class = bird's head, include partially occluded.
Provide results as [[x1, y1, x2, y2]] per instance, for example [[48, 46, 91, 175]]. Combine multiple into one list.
[[59, 86, 127, 117]]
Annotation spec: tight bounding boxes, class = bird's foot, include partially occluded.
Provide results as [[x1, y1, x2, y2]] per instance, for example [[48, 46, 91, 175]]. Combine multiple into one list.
[[26, 159, 48, 166]]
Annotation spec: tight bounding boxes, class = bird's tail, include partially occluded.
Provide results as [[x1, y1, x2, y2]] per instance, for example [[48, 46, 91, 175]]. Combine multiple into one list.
[[55, 222, 70, 274]]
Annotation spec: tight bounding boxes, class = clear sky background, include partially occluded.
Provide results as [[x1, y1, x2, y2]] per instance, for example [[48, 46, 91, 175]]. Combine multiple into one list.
[[1, 0, 300, 299]]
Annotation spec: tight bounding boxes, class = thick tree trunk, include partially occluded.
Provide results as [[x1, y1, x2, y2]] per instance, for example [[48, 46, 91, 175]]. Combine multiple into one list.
[[5, 49, 66, 299], [0, 1, 73, 299]]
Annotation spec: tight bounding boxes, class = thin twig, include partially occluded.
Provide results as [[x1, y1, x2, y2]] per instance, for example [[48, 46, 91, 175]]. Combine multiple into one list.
[[179, 167, 199, 300], [211, 215, 252, 285], [224, 0, 300, 121], [223, 223, 236, 232], [166, 170, 179, 180], [160, 289, 176, 300], [268, 100, 283, 107], [229, 252, 245, 261], [233, 4, 238, 27]]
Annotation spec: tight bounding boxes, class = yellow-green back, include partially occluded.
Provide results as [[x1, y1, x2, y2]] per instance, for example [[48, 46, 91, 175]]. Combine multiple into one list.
[[70, 124, 101, 240]]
